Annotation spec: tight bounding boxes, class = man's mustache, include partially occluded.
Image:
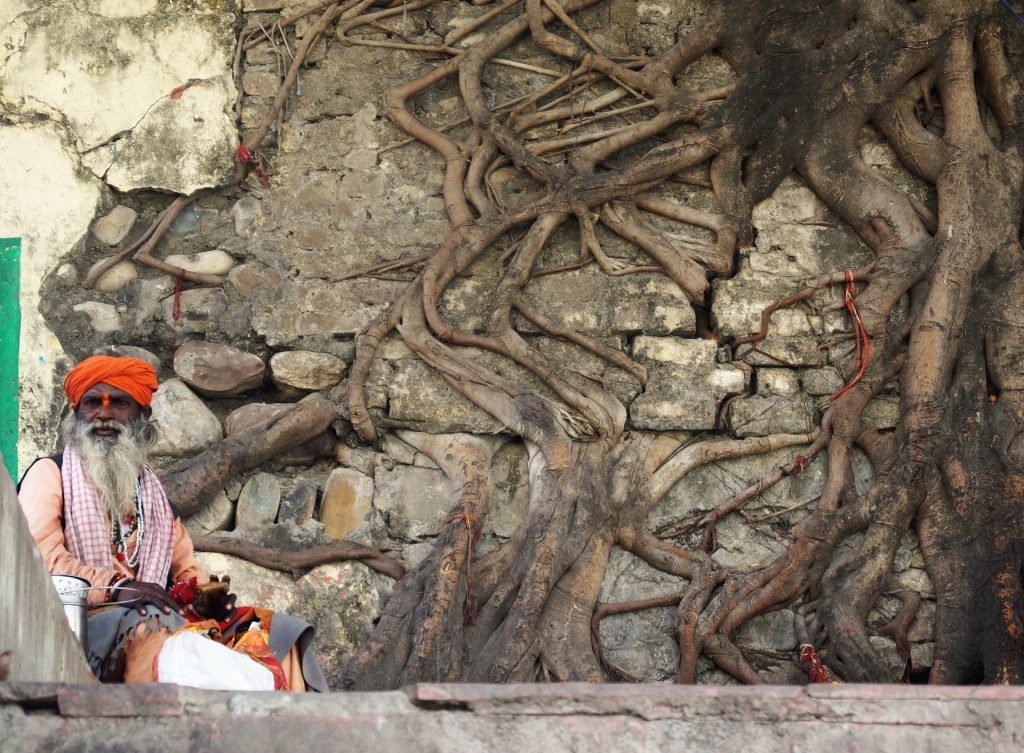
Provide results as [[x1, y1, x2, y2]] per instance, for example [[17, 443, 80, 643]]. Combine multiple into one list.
[[87, 419, 122, 434]]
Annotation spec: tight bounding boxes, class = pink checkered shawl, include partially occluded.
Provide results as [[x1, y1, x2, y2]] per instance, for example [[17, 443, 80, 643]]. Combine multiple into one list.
[[61, 445, 175, 586]]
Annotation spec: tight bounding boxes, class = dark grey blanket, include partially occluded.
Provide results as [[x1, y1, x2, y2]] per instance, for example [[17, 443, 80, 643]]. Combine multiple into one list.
[[86, 607, 327, 692]]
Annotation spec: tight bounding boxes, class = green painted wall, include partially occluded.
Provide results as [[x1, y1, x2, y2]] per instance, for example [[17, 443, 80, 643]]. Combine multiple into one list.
[[0, 238, 20, 481]]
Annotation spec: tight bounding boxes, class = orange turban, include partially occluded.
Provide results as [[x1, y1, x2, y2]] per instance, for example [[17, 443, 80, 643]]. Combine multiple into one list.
[[64, 355, 159, 409]]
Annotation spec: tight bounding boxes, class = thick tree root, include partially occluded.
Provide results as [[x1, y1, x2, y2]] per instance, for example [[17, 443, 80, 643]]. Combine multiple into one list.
[[193, 535, 405, 580]]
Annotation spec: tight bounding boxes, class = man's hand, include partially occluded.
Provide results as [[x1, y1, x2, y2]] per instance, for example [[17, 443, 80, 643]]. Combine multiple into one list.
[[113, 579, 183, 616]]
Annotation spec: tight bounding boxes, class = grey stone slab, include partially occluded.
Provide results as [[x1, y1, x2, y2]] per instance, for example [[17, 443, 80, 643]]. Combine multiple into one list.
[[728, 394, 817, 438], [280, 479, 317, 525], [236, 472, 282, 529], [91, 205, 137, 246], [629, 337, 746, 431], [517, 268, 696, 337]]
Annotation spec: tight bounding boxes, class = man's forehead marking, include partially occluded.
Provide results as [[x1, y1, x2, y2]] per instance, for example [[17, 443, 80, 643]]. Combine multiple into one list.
[[80, 383, 139, 408], [83, 382, 133, 398]]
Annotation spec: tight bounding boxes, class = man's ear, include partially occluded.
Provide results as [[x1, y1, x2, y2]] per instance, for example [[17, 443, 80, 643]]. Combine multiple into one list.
[[142, 406, 153, 419]]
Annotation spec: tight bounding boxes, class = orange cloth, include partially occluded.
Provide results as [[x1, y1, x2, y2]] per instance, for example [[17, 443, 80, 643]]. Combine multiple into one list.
[[64, 355, 158, 408], [17, 459, 207, 604]]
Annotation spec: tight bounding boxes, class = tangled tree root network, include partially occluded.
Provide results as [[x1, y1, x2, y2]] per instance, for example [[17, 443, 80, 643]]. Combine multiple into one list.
[[159, 0, 1024, 686]]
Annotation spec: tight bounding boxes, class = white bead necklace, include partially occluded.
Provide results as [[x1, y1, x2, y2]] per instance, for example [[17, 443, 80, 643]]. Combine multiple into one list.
[[111, 479, 145, 568]]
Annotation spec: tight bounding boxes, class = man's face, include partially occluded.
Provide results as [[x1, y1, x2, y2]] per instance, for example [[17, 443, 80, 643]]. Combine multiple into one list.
[[76, 382, 147, 439]]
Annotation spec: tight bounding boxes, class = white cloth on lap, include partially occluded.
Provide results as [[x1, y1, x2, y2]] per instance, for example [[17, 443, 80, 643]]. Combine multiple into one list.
[[156, 631, 275, 691]]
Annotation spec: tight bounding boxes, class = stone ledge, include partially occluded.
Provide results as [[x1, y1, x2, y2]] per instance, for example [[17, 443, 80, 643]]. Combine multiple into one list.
[[3, 682, 1024, 752]]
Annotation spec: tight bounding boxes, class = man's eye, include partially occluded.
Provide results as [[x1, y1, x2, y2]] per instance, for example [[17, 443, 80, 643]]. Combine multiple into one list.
[[112, 399, 131, 407], [82, 398, 101, 407]]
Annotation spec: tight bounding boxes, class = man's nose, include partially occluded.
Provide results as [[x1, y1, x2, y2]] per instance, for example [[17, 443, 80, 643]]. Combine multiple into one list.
[[96, 396, 114, 419]]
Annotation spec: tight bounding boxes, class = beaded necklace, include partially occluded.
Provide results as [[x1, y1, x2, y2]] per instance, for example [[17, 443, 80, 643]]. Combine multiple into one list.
[[110, 479, 145, 568]]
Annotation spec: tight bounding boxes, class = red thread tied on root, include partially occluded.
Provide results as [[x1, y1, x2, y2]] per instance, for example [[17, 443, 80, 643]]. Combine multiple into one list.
[[236, 144, 271, 187], [798, 643, 830, 683], [831, 270, 870, 401]]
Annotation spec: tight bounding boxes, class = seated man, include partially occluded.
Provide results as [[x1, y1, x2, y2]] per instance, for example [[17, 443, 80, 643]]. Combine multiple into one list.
[[18, 354, 326, 691]]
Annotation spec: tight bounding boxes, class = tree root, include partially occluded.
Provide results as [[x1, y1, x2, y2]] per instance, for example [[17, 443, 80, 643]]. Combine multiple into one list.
[[193, 535, 405, 580]]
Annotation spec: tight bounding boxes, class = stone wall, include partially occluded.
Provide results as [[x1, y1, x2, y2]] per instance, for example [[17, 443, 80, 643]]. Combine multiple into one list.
[[4, 1, 933, 687]]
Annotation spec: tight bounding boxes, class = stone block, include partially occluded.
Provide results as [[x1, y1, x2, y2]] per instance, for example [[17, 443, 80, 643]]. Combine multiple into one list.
[[756, 368, 800, 396], [236, 472, 282, 529], [72, 301, 123, 333], [241, 69, 280, 97], [104, 345, 161, 373], [270, 350, 347, 391], [629, 337, 747, 431], [372, 461, 451, 540], [280, 479, 317, 524], [149, 379, 223, 457], [385, 359, 504, 434], [912, 641, 934, 669], [122, 277, 173, 330], [633, 336, 715, 364], [897, 567, 934, 597], [908, 601, 936, 642], [630, 392, 720, 431], [228, 263, 283, 298], [321, 467, 374, 540], [870, 635, 909, 678], [284, 561, 394, 685], [174, 340, 266, 397], [231, 196, 264, 238], [597, 547, 682, 682], [164, 250, 237, 276], [182, 490, 234, 537], [801, 367, 844, 396], [734, 610, 797, 651], [729, 394, 817, 437], [251, 278, 401, 347], [711, 516, 787, 569], [167, 204, 201, 239], [487, 441, 530, 539], [88, 259, 138, 292], [532, 335, 642, 406], [160, 288, 229, 334], [712, 273, 832, 339], [746, 176, 873, 278], [91, 205, 137, 245], [517, 268, 695, 338], [402, 541, 435, 568]]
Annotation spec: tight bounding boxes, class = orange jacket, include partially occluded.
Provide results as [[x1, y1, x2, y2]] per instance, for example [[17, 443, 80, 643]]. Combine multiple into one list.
[[18, 458, 208, 605]]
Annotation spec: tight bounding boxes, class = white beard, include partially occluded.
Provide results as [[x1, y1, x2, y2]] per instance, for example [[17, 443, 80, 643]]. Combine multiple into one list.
[[65, 417, 151, 522]]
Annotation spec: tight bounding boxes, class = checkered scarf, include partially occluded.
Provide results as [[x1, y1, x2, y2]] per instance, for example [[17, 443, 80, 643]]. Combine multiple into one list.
[[61, 445, 175, 586]]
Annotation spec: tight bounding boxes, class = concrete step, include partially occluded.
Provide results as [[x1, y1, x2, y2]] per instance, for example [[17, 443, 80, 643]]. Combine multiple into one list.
[[3, 681, 1023, 752]]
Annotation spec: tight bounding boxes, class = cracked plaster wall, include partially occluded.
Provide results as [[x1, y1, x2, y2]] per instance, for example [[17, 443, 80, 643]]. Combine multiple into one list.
[[0, 0, 240, 471]]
